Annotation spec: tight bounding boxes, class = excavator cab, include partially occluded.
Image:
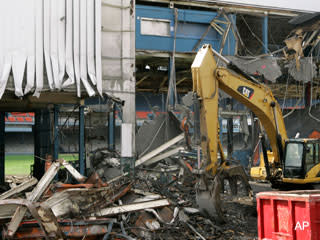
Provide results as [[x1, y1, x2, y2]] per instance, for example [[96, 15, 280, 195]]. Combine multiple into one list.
[[283, 139, 320, 182]]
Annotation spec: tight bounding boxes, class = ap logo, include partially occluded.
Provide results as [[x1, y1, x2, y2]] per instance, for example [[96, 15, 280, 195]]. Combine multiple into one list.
[[295, 221, 310, 231]]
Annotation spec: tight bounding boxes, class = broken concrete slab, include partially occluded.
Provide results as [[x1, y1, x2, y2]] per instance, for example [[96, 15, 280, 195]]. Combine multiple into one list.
[[287, 57, 316, 82], [226, 56, 282, 82]]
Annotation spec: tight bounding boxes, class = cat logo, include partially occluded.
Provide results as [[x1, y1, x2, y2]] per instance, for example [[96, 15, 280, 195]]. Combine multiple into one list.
[[237, 86, 254, 99]]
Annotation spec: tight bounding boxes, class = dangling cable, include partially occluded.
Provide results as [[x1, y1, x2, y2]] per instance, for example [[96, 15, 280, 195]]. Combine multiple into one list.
[[166, 8, 178, 111], [308, 55, 320, 122]]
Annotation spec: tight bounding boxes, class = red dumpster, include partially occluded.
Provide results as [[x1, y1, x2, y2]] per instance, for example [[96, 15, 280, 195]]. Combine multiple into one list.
[[257, 190, 320, 240]]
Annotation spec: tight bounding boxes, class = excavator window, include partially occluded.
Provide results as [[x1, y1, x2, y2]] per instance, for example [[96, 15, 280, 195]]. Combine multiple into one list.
[[285, 143, 303, 167], [283, 142, 305, 178], [305, 143, 315, 172]]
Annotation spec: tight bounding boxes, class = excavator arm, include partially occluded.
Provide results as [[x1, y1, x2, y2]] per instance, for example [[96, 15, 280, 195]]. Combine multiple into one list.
[[192, 45, 256, 223], [217, 67, 288, 165], [192, 45, 220, 174], [191, 45, 320, 222], [192, 45, 288, 174]]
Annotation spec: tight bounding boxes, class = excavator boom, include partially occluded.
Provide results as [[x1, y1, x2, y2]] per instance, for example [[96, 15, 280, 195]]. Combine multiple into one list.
[[191, 44, 320, 223], [192, 45, 255, 222], [192, 44, 288, 171]]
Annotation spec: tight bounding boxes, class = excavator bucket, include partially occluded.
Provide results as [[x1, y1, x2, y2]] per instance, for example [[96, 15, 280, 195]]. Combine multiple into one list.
[[196, 165, 252, 224], [196, 174, 225, 223]]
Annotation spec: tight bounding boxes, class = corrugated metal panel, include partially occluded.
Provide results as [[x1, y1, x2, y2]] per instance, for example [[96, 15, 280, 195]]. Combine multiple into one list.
[[136, 5, 236, 55]]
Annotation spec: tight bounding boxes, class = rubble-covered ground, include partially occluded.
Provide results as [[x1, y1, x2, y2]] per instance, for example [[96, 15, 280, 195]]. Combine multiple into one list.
[[0, 150, 274, 240], [124, 169, 271, 240], [89, 149, 271, 239]]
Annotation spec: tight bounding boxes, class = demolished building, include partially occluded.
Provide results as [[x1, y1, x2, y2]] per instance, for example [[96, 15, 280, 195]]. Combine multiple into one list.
[[0, 0, 319, 239]]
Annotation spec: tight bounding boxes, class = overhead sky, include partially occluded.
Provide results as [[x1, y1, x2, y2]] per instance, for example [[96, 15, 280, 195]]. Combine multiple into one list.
[[214, 0, 320, 12]]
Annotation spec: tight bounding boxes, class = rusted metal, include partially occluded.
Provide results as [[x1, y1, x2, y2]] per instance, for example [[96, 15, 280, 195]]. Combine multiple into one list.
[[43, 173, 108, 198], [85, 172, 108, 188], [52, 183, 95, 190], [84, 182, 133, 214], [0, 199, 54, 240], [44, 155, 53, 172], [157, 207, 174, 223], [5, 218, 115, 239]]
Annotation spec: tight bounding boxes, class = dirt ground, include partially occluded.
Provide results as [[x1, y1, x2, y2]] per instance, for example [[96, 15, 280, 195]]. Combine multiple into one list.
[[217, 181, 273, 240]]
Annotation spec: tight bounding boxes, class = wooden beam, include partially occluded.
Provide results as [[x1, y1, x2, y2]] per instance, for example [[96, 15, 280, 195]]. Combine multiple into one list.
[[136, 75, 150, 86], [144, 147, 184, 166], [159, 76, 169, 88], [95, 199, 170, 216], [62, 160, 87, 183], [135, 133, 184, 167], [0, 178, 38, 200], [7, 162, 61, 237], [176, 77, 188, 86]]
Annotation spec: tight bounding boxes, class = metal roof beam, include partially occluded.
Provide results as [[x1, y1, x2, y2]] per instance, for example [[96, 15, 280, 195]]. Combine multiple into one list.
[[137, 0, 301, 17]]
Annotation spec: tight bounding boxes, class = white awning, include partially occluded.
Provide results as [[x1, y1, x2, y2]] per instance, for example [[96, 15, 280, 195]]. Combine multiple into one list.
[[0, 0, 102, 99]]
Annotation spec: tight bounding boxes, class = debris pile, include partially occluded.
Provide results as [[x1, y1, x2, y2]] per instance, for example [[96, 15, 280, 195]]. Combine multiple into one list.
[[285, 12, 320, 70], [90, 148, 122, 181], [0, 155, 257, 240]]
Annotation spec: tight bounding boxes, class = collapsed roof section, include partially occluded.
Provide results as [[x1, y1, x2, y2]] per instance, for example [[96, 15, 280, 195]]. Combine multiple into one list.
[[136, 1, 320, 103]]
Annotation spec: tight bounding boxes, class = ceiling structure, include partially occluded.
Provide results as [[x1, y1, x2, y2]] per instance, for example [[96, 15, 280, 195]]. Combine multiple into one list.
[[135, 1, 310, 99]]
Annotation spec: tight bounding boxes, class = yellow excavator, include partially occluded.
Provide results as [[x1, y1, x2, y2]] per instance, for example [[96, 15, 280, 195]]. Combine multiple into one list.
[[191, 44, 320, 222]]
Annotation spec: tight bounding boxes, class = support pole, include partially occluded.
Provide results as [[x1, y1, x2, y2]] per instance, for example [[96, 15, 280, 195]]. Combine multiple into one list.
[[79, 105, 85, 175], [108, 106, 115, 151], [167, 56, 175, 108], [262, 14, 268, 54], [0, 112, 5, 184], [166, 8, 178, 110], [53, 105, 59, 161]]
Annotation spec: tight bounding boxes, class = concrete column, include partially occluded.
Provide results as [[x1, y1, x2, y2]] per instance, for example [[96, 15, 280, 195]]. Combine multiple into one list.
[[262, 14, 268, 54]]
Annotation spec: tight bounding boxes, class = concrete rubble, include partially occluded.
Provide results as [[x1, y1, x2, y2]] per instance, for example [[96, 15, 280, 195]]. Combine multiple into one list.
[[0, 147, 258, 240], [0, 108, 261, 239]]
